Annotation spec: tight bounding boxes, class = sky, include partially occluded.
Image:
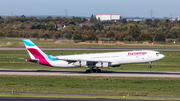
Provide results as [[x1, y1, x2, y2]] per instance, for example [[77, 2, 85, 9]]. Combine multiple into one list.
[[0, 0, 180, 18]]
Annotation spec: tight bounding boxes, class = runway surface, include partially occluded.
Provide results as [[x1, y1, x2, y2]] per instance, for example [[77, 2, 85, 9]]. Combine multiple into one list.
[[0, 47, 180, 51], [0, 69, 180, 77]]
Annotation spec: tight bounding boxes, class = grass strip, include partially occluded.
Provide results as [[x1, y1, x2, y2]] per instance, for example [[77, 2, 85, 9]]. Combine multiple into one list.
[[0, 75, 180, 97], [1, 39, 180, 49]]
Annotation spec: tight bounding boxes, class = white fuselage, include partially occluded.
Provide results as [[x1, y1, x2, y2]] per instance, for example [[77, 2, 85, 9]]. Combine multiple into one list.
[[48, 50, 164, 68]]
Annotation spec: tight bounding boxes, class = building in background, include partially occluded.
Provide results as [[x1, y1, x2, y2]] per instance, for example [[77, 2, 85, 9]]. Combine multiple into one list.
[[96, 14, 120, 21]]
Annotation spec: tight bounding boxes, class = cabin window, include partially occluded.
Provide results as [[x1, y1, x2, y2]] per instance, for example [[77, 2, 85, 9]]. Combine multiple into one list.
[[156, 53, 161, 55]]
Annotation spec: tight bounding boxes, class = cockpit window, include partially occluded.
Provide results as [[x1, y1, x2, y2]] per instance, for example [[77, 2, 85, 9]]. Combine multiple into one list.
[[156, 53, 161, 55]]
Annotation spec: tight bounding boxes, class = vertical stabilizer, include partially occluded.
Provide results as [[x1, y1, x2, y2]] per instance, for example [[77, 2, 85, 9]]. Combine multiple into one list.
[[22, 39, 52, 66]]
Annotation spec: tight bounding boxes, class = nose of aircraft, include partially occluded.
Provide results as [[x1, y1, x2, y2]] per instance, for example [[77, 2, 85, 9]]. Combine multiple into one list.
[[160, 54, 164, 59]]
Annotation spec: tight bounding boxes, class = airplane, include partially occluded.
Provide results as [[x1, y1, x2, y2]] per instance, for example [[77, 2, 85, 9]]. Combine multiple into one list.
[[23, 39, 164, 73]]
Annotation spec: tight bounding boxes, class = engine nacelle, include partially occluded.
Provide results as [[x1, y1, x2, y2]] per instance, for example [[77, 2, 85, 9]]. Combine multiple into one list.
[[95, 62, 110, 68], [74, 60, 87, 67]]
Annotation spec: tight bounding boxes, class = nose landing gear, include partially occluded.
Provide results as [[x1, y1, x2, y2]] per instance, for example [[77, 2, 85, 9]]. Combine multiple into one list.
[[148, 62, 152, 68]]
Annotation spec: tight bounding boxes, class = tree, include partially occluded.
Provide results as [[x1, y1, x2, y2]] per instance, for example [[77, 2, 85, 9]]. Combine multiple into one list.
[[65, 33, 72, 39], [54, 17, 62, 22], [88, 34, 98, 40], [110, 37, 115, 41], [82, 34, 89, 41], [73, 33, 82, 40], [93, 15, 97, 23], [0, 16, 4, 24], [94, 23, 103, 31], [4, 19, 9, 25], [82, 17, 87, 22], [90, 14, 94, 23], [122, 18, 127, 24], [19, 24, 26, 29], [127, 24, 141, 40], [90, 14, 97, 23], [98, 17, 101, 22], [145, 19, 152, 25], [46, 22, 55, 30], [154, 33, 165, 41], [44, 16, 53, 23], [115, 33, 125, 41], [134, 25, 141, 40], [95, 29, 100, 35], [167, 27, 180, 39], [106, 31, 115, 38], [150, 19, 160, 27], [176, 38, 180, 42], [20, 15, 26, 18], [138, 32, 153, 41], [123, 35, 133, 41], [19, 15, 27, 22], [67, 24, 77, 30], [0, 30, 4, 37], [72, 16, 76, 22], [0, 16, 3, 19]]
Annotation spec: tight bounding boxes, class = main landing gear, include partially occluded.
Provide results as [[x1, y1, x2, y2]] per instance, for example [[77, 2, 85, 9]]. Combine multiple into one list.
[[148, 62, 152, 68], [86, 68, 101, 73]]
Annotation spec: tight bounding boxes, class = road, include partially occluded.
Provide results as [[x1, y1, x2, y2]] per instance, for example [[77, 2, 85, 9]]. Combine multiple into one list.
[[0, 69, 180, 77], [0, 47, 180, 51]]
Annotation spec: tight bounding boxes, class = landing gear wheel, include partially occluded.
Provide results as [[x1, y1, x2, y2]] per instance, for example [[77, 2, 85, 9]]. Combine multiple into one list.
[[86, 70, 91, 73], [148, 62, 152, 68], [148, 65, 152, 68], [93, 69, 96, 72], [97, 69, 101, 73]]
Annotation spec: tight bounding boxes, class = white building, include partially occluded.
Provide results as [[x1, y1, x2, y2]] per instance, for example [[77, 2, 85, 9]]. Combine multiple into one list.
[[96, 14, 120, 21]]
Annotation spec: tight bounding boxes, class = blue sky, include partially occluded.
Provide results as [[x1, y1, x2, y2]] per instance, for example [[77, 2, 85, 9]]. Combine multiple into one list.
[[0, 0, 179, 18]]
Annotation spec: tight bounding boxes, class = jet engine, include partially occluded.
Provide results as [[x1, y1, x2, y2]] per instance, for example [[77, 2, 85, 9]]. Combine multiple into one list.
[[73, 60, 87, 67], [95, 62, 110, 68]]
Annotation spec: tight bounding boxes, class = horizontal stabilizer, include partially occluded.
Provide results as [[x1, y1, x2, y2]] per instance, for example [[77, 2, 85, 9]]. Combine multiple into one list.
[[50, 55, 58, 60]]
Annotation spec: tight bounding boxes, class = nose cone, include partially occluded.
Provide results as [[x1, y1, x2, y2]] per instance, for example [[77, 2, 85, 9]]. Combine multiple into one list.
[[159, 54, 164, 59]]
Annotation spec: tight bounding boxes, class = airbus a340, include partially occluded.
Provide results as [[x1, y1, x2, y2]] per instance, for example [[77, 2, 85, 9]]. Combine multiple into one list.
[[23, 39, 164, 73]]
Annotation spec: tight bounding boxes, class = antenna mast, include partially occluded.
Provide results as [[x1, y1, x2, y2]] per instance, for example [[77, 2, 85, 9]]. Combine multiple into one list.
[[150, 9, 153, 19], [65, 9, 68, 17]]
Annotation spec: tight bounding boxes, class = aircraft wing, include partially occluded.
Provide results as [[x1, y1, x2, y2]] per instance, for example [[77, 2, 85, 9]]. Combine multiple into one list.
[[56, 57, 109, 63], [51, 56, 111, 64]]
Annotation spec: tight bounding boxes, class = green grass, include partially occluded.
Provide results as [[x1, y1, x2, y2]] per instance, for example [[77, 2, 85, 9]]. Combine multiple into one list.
[[0, 47, 180, 100], [1, 38, 180, 48], [0, 39, 53, 47], [0, 75, 180, 97], [0, 50, 179, 72]]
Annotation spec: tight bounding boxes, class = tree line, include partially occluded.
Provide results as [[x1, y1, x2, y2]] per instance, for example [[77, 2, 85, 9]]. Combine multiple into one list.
[[0, 14, 180, 42]]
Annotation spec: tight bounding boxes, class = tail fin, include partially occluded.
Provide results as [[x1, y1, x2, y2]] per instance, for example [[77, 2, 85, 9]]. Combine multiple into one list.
[[22, 39, 52, 66]]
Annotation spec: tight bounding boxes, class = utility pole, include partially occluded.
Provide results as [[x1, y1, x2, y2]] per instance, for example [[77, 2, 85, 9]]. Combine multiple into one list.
[[65, 9, 68, 18], [150, 9, 153, 19]]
